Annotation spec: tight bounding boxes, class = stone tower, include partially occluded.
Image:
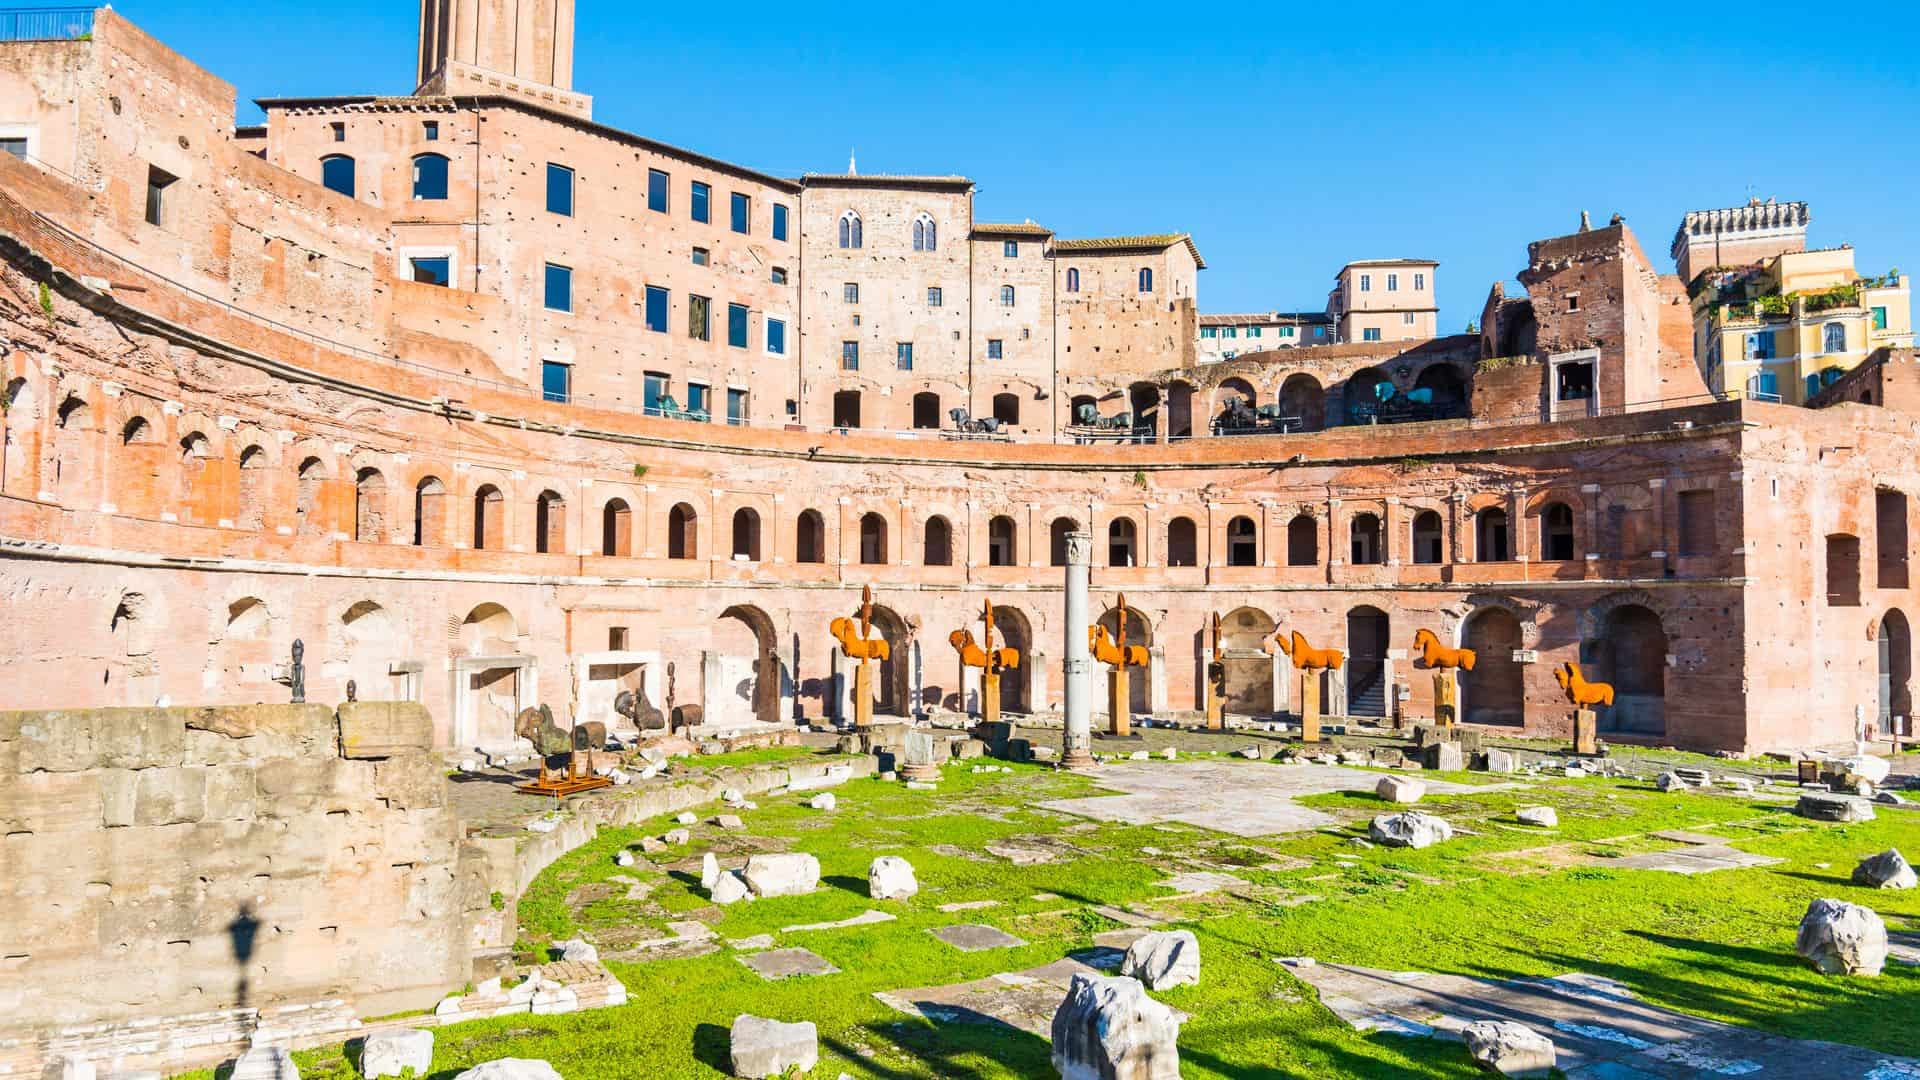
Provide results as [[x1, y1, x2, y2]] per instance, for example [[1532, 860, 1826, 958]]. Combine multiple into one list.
[[415, 0, 592, 117], [1669, 198, 1809, 285]]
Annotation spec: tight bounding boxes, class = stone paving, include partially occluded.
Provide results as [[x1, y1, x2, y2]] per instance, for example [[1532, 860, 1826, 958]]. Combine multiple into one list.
[[1292, 961, 1920, 1079], [876, 949, 1128, 1036], [931, 924, 1030, 952], [739, 947, 839, 980], [1037, 759, 1506, 836]]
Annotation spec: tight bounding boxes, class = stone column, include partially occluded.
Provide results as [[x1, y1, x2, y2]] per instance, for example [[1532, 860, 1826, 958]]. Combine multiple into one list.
[[1060, 530, 1096, 769]]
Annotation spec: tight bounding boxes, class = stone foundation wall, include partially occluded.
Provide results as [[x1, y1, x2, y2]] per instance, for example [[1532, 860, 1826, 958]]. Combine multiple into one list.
[[0, 702, 473, 1037]]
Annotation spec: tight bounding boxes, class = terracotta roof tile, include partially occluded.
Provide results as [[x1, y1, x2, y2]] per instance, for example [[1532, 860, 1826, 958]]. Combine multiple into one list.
[[1053, 233, 1205, 269]]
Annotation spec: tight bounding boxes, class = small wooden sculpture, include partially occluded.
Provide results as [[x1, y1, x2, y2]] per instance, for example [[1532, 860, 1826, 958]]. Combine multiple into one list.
[[830, 585, 890, 728], [1554, 662, 1614, 708], [1412, 628, 1476, 671], [1090, 594, 1150, 736], [951, 598, 1020, 724]]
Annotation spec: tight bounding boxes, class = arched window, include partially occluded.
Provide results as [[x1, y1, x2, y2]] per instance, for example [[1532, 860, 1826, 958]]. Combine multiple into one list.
[[667, 502, 697, 560], [1349, 513, 1382, 565], [1166, 516, 1197, 567], [1138, 267, 1153, 293], [413, 476, 445, 547], [912, 391, 940, 429], [992, 392, 1021, 426], [1050, 517, 1081, 566], [1000, 285, 1015, 306], [859, 512, 888, 564], [321, 154, 355, 198], [1476, 506, 1510, 561], [601, 497, 631, 556], [120, 416, 151, 444], [1108, 518, 1138, 567], [295, 457, 327, 537], [924, 515, 952, 566], [911, 213, 936, 252], [471, 483, 502, 550], [795, 509, 826, 563], [1287, 514, 1317, 566], [236, 445, 269, 532], [354, 467, 387, 543], [1541, 502, 1575, 561], [732, 507, 761, 561], [412, 153, 449, 200], [1066, 267, 1080, 293], [838, 210, 862, 249], [1411, 510, 1443, 564], [1227, 515, 1258, 567], [1824, 321, 1847, 354], [535, 489, 565, 553], [988, 515, 1017, 566]]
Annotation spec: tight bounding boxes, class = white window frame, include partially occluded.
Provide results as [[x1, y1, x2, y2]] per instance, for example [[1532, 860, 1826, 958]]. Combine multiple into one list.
[[764, 314, 789, 357], [0, 123, 41, 166], [398, 245, 460, 288]]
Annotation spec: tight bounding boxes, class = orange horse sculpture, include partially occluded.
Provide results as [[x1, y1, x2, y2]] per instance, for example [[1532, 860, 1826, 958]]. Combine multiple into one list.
[[829, 585, 891, 662], [1554, 662, 1614, 708], [1412, 628, 1476, 671], [1269, 630, 1344, 672], [951, 599, 1019, 673], [1089, 624, 1149, 668]]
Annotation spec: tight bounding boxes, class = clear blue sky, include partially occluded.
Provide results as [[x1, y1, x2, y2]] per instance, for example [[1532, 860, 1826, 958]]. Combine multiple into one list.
[[125, 1, 1919, 328]]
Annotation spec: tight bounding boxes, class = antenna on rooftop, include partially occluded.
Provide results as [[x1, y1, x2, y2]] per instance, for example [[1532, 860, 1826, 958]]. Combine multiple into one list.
[[848, 149, 857, 175]]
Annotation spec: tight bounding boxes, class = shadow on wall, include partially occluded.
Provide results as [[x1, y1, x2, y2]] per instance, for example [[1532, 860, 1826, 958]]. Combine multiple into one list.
[[227, 901, 260, 1009]]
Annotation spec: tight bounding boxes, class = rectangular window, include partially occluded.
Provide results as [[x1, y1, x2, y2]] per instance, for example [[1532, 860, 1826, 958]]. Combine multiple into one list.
[[1678, 489, 1716, 556], [730, 192, 749, 234], [687, 382, 710, 418], [766, 317, 787, 355], [644, 285, 668, 332], [688, 294, 711, 341], [643, 371, 668, 414], [543, 262, 572, 312], [896, 342, 913, 370], [423, 121, 439, 141], [541, 360, 571, 403], [330, 122, 345, 141], [772, 203, 788, 241], [844, 282, 859, 304], [1224, 327, 1237, 338], [1359, 273, 1371, 292], [771, 266, 788, 285], [1387, 273, 1399, 290], [1003, 240, 1018, 257], [1201, 326, 1217, 338], [1566, 293, 1581, 312], [1874, 306, 1890, 331], [1248, 327, 1262, 337], [927, 286, 942, 307], [1280, 326, 1295, 338], [409, 255, 451, 286], [1362, 327, 1382, 342], [841, 341, 859, 371], [1414, 272, 1425, 290], [691, 246, 709, 266], [690, 181, 710, 223], [727, 302, 749, 348], [546, 163, 574, 216], [647, 168, 669, 212], [0, 137, 26, 159], [144, 165, 176, 228], [987, 339, 1003, 360], [1745, 330, 1776, 361], [727, 387, 748, 425], [1404, 313, 1415, 325]]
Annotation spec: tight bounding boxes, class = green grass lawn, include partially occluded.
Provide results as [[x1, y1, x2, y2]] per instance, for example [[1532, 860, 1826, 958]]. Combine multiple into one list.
[[220, 760, 1920, 1080]]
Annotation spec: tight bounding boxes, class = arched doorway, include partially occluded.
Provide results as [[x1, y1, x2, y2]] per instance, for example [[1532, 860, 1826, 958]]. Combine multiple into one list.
[[1589, 604, 1667, 734], [1050, 517, 1081, 566], [1346, 606, 1390, 717], [992, 606, 1033, 714], [1880, 610, 1912, 733], [716, 604, 780, 726], [1278, 373, 1325, 432], [867, 605, 912, 717], [1097, 604, 1153, 714], [1344, 368, 1390, 424], [1415, 364, 1468, 417], [1219, 606, 1277, 714], [1460, 609, 1524, 726], [1167, 381, 1194, 438], [1129, 382, 1160, 442], [731, 507, 762, 561]]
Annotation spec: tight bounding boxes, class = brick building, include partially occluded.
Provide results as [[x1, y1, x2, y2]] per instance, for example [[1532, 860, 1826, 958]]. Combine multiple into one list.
[[1, 5, 1917, 755]]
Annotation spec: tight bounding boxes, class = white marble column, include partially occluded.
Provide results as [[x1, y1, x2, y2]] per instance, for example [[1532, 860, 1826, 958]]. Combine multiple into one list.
[[1061, 530, 1096, 768]]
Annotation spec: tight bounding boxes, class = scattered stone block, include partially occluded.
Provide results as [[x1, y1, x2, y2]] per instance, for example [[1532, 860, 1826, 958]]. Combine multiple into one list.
[[955, 738, 987, 760], [1050, 973, 1182, 1080], [1796, 898, 1887, 975], [1838, 755, 1893, 784], [879, 770, 899, 781], [1422, 742, 1463, 771], [869, 855, 919, 900], [1461, 1020, 1556, 1077], [360, 1029, 435, 1079], [728, 1015, 819, 1078], [1878, 791, 1908, 806], [809, 792, 837, 811], [614, 850, 635, 867], [1375, 776, 1425, 804], [337, 701, 434, 759], [1853, 849, 1917, 890], [1031, 745, 1057, 762], [1796, 793, 1876, 822], [1238, 746, 1262, 760], [1368, 811, 1453, 849], [1161, 747, 1177, 760], [740, 947, 838, 980], [701, 852, 721, 889], [1128, 750, 1150, 761], [743, 853, 821, 898], [229, 1045, 299, 1080], [723, 787, 745, 805], [639, 836, 667, 853], [1483, 748, 1515, 773], [555, 938, 598, 963], [931, 923, 1028, 952], [1655, 772, 1687, 792], [451, 1060, 562, 1080], [665, 828, 691, 844], [1515, 806, 1558, 828], [1673, 767, 1712, 786], [906, 781, 937, 790], [1122, 929, 1200, 990], [711, 871, 753, 906], [677, 811, 698, 825], [715, 814, 746, 829]]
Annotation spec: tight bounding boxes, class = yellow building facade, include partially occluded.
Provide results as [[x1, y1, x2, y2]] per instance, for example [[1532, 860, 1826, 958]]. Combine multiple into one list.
[[1695, 247, 1911, 403]]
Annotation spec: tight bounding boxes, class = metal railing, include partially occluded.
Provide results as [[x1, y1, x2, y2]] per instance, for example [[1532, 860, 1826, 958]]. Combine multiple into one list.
[[0, 7, 94, 41]]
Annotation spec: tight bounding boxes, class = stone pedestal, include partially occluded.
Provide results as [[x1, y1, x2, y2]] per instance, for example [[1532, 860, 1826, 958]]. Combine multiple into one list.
[[1108, 667, 1131, 737], [1573, 708, 1598, 756], [981, 670, 1001, 726], [1299, 671, 1322, 743], [853, 662, 873, 729], [901, 728, 942, 781], [1434, 670, 1457, 728], [1205, 660, 1225, 730], [1060, 531, 1097, 770]]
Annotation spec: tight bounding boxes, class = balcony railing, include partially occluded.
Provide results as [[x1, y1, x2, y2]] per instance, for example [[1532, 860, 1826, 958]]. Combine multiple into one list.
[[0, 7, 95, 41]]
